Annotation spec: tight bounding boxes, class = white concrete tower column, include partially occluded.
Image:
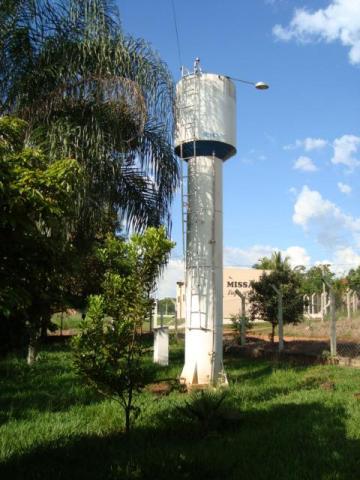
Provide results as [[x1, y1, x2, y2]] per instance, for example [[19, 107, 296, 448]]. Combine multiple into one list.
[[180, 155, 225, 386]]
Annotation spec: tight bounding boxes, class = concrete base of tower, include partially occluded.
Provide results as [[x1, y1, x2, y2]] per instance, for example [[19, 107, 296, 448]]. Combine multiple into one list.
[[179, 329, 228, 388]]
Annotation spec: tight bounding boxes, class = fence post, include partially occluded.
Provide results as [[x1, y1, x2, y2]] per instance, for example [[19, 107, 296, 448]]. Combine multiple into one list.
[[347, 289, 352, 320], [234, 289, 247, 345], [330, 289, 336, 357], [153, 299, 158, 329], [323, 278, 336, 357], [321, 272, 327, 322], [271, 285, 284, 353], [353, 292, 358, 315]]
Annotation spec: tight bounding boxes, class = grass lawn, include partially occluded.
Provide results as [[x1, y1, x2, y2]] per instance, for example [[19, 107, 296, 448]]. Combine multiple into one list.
[[1, 340, 360, 479]]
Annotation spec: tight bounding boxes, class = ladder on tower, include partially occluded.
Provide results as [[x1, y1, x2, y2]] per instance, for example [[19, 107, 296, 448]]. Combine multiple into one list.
[[179, 72, 210, 330], [179, 73, 200, 261]]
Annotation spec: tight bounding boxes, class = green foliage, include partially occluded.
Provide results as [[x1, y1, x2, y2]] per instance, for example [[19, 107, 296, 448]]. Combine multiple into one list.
[[0, 116, 81, 356], [72, 227, 174, 433], [253, 251, 291, 271], [347, 266, 360, 294], [1, 0, 179, 234], [158, 297, 175, 315], [300, 265, 334, 295], [176, 390, 232, 432], [249, 268, 304, 342], [230, 313, 252, 342]]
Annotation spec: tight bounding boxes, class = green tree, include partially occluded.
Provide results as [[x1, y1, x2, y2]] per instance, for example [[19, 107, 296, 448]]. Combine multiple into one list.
[[347, 266, 360, 294], [248, 268, 303, 343], [253, 251, 291, 271], [1, 0, 179, 237], [0, 116, 81, 359], [300, 265, 334, 295], [158, 297, 176, 316], [72, 227, 174, 434]]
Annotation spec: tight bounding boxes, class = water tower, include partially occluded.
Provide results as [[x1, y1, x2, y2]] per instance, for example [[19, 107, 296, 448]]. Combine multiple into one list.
[[174, 59, 236, 387]]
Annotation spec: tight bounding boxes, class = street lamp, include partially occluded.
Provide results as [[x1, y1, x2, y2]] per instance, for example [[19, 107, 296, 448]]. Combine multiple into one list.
[[227, 76, 270, 90]]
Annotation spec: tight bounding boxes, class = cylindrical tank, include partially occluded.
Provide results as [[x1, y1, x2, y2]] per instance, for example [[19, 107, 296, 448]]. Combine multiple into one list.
[[175, 73, 236, 160], [175, 71, 236, 387]]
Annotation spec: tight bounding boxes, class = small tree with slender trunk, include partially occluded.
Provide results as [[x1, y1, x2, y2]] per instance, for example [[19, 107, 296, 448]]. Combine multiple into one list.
[[72, 227, 174, 434], [248, 268, 304, 343]]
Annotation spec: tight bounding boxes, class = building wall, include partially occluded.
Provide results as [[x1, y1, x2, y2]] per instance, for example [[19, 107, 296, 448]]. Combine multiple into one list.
[[223, 268, 266, 319], [176, 268, 266, 321]]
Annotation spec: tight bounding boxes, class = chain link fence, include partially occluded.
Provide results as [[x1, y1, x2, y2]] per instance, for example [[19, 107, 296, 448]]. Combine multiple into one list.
[[299, 289, 360, 361], [232, 288, 360, 365]]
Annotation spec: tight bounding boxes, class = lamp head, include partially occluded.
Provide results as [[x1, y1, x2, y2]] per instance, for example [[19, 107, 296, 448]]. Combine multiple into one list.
[[255, 81, 269, 90]]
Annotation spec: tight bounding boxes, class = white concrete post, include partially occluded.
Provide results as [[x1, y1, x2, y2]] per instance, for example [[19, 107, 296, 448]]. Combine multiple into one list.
[[303, 295, 309, 315], [311, 293, 316, 315], [153, 327, 169, 366], [235, 289, 246, 345], [321, 275, 327, 322], [347, 290, 352, 320], [321, 291, 330, 319], [353, 292, 358, 315], [153, 299, 158, 329], [323, 279, 336, 357], [330, 289, 336, 357], [303, 295, 308, 316], [271, 285, 284, 353]]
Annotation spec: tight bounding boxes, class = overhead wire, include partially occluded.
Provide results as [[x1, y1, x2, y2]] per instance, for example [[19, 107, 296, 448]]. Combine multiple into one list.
[[171, 0, 183, 70]]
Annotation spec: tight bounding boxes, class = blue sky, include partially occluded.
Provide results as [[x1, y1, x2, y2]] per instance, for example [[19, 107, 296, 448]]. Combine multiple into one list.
[[119, 0, 360, 296]]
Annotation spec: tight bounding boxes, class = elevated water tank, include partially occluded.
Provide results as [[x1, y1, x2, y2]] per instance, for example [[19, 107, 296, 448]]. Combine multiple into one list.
[[174, 73, 237, 161]]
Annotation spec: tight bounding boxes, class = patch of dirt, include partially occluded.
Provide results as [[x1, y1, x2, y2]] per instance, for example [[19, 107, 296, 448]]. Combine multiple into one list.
[[225, 332, 360, 365], [320, 381, 335, 391], [146, 382, 172, 396], [49, 329, 78, 336], [225, 335, 329, 364]]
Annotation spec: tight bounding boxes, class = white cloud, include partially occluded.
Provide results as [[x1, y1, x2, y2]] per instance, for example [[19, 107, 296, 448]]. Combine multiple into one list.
[[331, 134, 360, 170], [303, 138, 328, 151], [338, 182, 352, 194], [224, 245, 310, 268], [284, 246, 311, 268], [286, 133, 360, 172], [332, 247, 360, 273], [285, 137, 328, 151], [273, 0, 360, 65], [293, 155, 318, 172], [224, 245, 275, 266], [293, 185, 360, 247], [315, 248, 360, 276]]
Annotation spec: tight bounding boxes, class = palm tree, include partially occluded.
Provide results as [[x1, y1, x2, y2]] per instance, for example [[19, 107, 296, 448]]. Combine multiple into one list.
[[253, 251, 291, 272], [0, 0, 179, 238]]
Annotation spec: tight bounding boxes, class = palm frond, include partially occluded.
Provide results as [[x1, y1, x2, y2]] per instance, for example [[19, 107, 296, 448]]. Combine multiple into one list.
[[1, 0, 178, 233]]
